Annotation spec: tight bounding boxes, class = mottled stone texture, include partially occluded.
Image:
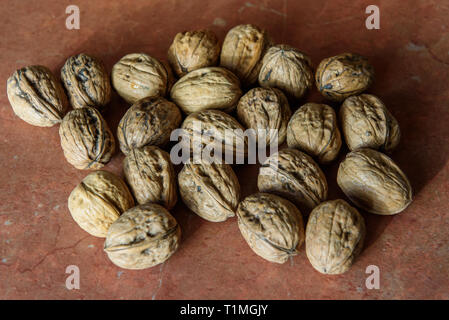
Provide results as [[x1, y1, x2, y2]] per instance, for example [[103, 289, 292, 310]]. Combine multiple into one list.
[[0, 0, 448, 299]]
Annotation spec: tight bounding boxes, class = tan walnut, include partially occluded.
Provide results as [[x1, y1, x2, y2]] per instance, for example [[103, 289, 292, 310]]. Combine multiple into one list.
[[315, 53, 374, 102], [258, 44, 313, 100], [340, 94, 400, 152], [287, 103, 342, 164], [61, 53, 111, 110], [7, 65, 68, 127], [104, 203, 181, 270], [337, 148, 413, 215], [178, 161, 240, 222], [237, 87, 291, 146], [170, 67, 242, 114], [236, 193, 304, 264], [123, 146, 177, 209], [168, 30, 220, 77], [306, 199, 365, 275], [59, 107, 115, 170], [68, 170, 134, 237]]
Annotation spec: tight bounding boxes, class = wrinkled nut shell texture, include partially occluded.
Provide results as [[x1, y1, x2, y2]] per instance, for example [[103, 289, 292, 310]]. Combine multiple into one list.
[[337, 148, 413, 215], [287, 103, 342, 164], [104, 203, 181, 270], [68, 170, 134, 237], [340, 94, 400, 152], [237, 87, 291, 146], [178, 162, 240, 222], [59, 107, 115, 170], [306, 199, 365, 275], [170, 67, 242, 114], [316, 53, 374, 102], [124, 146, 177, 209], [7, 65, 68, 127], [112, 53, 171, 104], [168, 30, 220, 77], [117, 96, 182, 154], [61, 53, 111, 110], [259, 44, 313, 100], [237, 193, 304, 264], [258, 148, 328, 210]]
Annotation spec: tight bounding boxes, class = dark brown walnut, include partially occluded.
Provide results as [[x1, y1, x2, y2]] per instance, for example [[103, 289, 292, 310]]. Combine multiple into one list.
[[236, 193, 304, 264], [287, 103, 342, 164], [59, 107, 115, 170], [61, 53, 111, 110], [315, 53, 374, 102], [340, 94, 400, 152], [170, 67, 242, 114], [337, 148, 413, 215], [123, 146, 177, 209], [258, 148, 328, 211], [220, 24, 271, 86], [104, 203, 181, 270], [117, 96, 182, 155], [258, 44, 313, 100], [236, 87, 291, 146], [168, 30, 220, 77], [7, 65, 68, 127], [306, 199, 365, 275], [178, 162, 240, 222]]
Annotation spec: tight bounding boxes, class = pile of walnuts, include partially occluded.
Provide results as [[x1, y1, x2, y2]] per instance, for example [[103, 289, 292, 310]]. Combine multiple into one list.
[[7, 24, 412, 274]]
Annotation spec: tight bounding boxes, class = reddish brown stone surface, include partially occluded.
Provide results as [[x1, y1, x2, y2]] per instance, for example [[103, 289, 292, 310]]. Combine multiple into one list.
[[0, 0, 448, 299]]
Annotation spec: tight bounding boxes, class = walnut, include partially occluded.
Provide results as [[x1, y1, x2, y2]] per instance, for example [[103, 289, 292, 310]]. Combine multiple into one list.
[[123, 146, 177, 209], [220, 24, 271, 86], [305, 199, 365, 275], [168, 30, 220, 77], [236, 87, 291, 146], [6, 65, 68, 127], [337, 148, 413, 215], [59, 107, 115, 170], [61, 53, 111, 110], [104, 203, 181, 270], [117, 96, 182, 155], [112, 53, 172, 104], [315, 53, 374, 102], [258, 148, 328, 211], [236, 193, 304, 264], [170, 67, 242, 114], [178, 162, 240, 222], [287, 103, 342, 164], [340, 94, 400, 152], [258, 44, 313, 100], [68, 170, 134, 237]]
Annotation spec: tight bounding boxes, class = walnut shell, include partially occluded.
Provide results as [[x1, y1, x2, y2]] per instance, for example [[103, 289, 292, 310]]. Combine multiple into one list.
[[287, 103, 342, 164], [170, 67, 242, 114], [117, 96, 182, 155], [258, 148, 328, 210], [178, 162, 240, 222], [123, 146, 177, 209], [337, 148, 413, 215], [236, 193, 304, 264], [104, 203, 181, 270], [220, 24, 271, 86], [315, 53, 374, 102], [340, 94, 400, 152], [168, 30, 220, 77], [258, 44, 313, 100], [6, 65, 68, 127], [68, 170, 134, 237], [61, 53, 111, 110], [59, 107, 115, 170], [306, 199, 365, 275], [236, 87, 291, 146]]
